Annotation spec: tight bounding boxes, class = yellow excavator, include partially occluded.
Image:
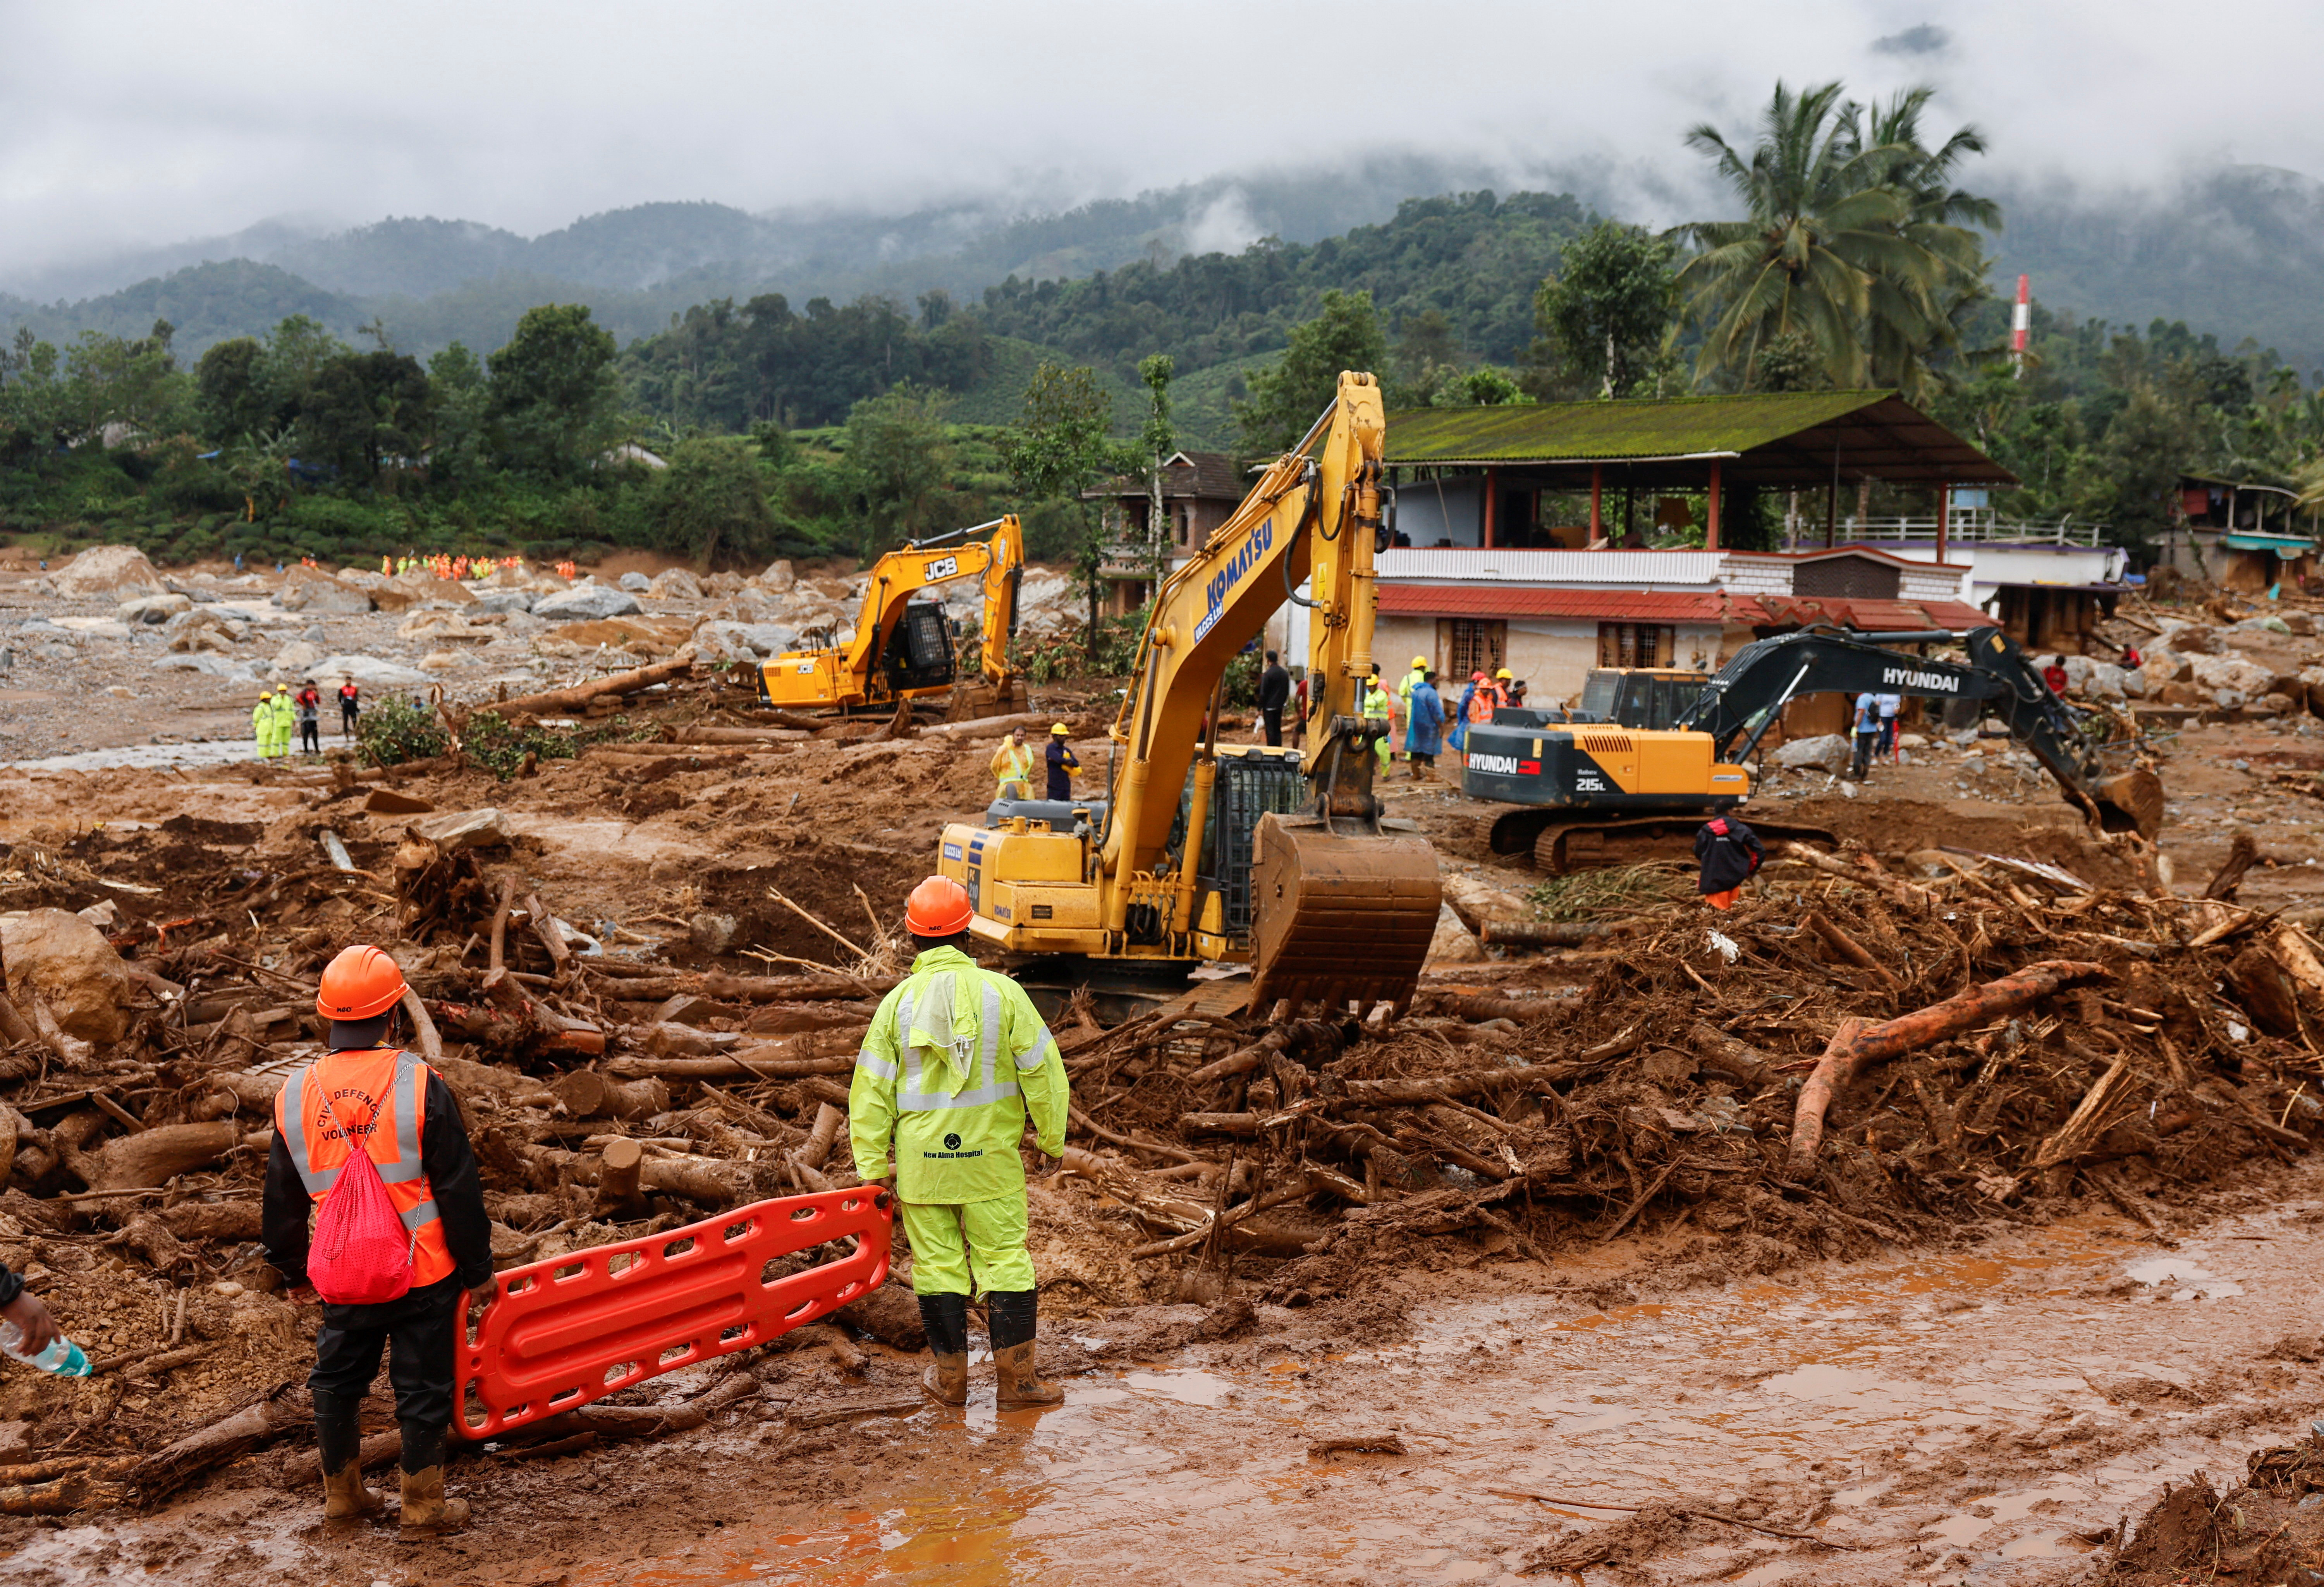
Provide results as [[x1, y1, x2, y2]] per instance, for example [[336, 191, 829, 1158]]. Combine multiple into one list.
[[935, 373, 1441, 1013], [756, 515, 1024, 718]]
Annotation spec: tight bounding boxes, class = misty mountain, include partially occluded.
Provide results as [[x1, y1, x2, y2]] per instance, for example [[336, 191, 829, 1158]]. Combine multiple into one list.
[[1988, 164, 2324, 376]]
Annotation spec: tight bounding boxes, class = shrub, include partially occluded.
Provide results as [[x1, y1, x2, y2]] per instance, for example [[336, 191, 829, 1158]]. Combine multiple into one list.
[[357, 695, 449, 765]]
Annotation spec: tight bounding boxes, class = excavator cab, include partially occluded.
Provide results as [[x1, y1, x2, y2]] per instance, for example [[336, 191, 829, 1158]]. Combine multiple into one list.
[[879, 601, 956, 694]]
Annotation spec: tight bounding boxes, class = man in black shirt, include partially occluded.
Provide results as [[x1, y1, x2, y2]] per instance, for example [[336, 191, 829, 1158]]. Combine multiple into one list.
[[1257, 650, 1291, 747]]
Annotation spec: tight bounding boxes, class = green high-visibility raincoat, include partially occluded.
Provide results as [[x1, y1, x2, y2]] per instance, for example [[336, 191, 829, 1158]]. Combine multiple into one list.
[[849, 946, 1068, 1204]]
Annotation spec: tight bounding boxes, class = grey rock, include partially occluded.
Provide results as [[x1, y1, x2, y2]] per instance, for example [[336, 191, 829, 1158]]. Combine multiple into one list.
[[1773, 733, 1851, 772], [619, 571, 652, 592], [534, 585, 644, 621], [117, 593, 192, 624], [472, 590, 535, 616], [413, 807, 514, 851]]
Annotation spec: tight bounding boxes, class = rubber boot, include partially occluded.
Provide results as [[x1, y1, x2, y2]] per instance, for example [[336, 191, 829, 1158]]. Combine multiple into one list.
[[396, 1422, 469, 1533], [987, 1290, 1062, 1408], [313, 1389, 383, 1520], [916, 1293, 969, 1405]]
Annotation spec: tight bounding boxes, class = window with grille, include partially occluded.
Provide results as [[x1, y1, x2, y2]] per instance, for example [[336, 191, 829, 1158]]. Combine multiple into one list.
[[1438, 618, 1506, 680], [1597, 623, 1673, 668]]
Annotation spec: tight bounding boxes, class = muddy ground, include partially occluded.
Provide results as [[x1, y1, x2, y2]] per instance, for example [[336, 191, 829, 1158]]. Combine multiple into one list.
[[4, 574, 2324, 1585]]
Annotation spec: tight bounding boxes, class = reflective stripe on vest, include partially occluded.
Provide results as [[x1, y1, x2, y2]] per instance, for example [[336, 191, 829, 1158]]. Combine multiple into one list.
[[277, 1051, 450, 1247]]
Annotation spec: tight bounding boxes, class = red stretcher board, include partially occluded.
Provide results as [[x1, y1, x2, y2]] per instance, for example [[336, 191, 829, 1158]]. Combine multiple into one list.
[[454, 1185, 892, 1441]]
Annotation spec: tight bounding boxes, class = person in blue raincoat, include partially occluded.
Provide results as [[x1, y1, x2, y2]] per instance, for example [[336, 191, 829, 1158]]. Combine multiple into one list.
[[1447, 671, 1482, 756], [1403, 670, 1444, 778]]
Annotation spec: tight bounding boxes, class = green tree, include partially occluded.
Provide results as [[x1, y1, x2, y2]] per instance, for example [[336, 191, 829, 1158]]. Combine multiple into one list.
[[195, 337, 271, 443], [643, 436, 778, 566], [1389, 309, 1463, 406], [1672, 81, 1945, 390], [1529, 221, 1679, 398], [1233, 289, 1387, 453], [486, 304, 623, 480], [425, 342, 489, 485], [843, 382, 955, 556], [1430, 366, 1532, 407], [1845, 88, 1999, 400], [1136, 353, 1176, 579], [300, 350, 431, 487], [1002, 361, 1132, 653]]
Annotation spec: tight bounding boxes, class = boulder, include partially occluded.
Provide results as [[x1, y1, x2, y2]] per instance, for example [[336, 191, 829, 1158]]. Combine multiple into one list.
[[758, 560, 796, 592], [270, 640, 323, 673], [1422, 903, 1484, 966], [2235, 615, 2295, 636], [50, 545, 166, 599], [398, 611, 492, 642], [1439, 871, 1530, 934], [2120, 667, 2148, 698], [619, 571, 652, 592], [275, 566, 374, 615], [2188, 653, 2274, 696], [2264, 692, 2298, 715], [163, 608, 241, 649], [0, 908, 132, 1044], [2213, 687, 2250, 711], [2062, 658, 2127, 700], [2139, 648, 2192, 683], [692, 619, 802, 660], [117, 593, 191, 624], [419, 649, 468, 672], [473, 590, 535, 616], [2165, 624, 2218, 655], [364, 581, 422, 613], [413, 808, 514, 851], [315, 653, 435, 687], [1773, 733, 1850, 772], [646, 567, 704, 601], [704, 572, 746, 596], [50, 617, 133, 640], [336, 569, 390, 590], [535, 584, 644, 621]]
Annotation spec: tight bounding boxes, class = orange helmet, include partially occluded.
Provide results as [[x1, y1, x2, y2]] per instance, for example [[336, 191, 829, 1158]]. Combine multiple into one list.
[[905, 876, 974, 938], [316, 944, 407, 1020]]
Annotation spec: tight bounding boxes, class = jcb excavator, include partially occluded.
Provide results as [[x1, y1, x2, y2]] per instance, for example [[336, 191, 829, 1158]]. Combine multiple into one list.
[[756, 515, 1024, 718], [934, 373, 1441, 1012], [1470, 625, 2165, 873]]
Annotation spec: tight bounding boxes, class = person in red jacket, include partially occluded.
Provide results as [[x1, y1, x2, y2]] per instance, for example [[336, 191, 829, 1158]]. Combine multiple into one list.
[[2041, 657, 2070, 696], [264, 946, 493, 1532]]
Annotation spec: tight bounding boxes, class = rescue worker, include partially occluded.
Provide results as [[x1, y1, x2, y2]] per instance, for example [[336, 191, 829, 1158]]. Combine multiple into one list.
[[252, 690, 277, 760], [263, 946, 494, 1532], [1398, 655, 1428, 718], [1043, 725, 1079, 801], [296, 679, 323, 757], [267, 685, 297, 761], [1404, 669, 1445, 778], [990, 727, 1036, 802], [1257, 651, 1291, 747], [1693, 814, 1765, 910], [850, 878, 1070, 1408], [1362, 671, 1395, 771], [1492, 667, 1515, 709], [338, 675, 361, 741]]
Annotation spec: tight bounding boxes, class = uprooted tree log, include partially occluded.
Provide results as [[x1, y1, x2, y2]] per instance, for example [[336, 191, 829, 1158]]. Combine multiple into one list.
[[1786, 960, 2110, 1176]]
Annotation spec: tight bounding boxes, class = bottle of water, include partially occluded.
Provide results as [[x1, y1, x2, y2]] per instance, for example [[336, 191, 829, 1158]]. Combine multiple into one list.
[[0, 1319, 91, 1377]]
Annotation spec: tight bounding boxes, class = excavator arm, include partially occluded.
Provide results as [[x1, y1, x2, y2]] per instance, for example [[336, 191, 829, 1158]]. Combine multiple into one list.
[[1095, 371, 1439, 1010], [760, 516, 1021, 712], [1680, 625, 2162, 836]]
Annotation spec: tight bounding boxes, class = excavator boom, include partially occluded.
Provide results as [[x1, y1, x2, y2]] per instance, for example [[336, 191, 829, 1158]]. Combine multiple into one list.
[[935, 373, 1439, 1013]]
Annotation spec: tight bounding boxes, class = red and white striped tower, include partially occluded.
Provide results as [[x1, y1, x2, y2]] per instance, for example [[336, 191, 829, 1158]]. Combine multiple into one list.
[[2011, 274, 2031, 378]]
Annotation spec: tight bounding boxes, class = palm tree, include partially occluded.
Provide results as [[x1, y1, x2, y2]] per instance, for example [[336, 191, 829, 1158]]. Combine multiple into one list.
[[1845, 88, 1999, 400], [1672, 81, 1964, 393]]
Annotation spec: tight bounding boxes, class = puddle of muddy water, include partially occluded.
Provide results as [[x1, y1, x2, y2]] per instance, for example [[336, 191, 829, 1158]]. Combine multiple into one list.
[[24, 1201, 2324, 1586]]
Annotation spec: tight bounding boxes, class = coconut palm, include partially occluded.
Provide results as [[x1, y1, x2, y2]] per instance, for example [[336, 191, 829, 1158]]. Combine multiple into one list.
[[1673, 81, 1961, 393], [1844, 88, 2000, 400]]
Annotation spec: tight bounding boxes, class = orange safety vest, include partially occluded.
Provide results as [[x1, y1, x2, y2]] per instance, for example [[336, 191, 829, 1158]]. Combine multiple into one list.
[[1466, 683, 1502, 725], [273, 1048, 454, 1288]]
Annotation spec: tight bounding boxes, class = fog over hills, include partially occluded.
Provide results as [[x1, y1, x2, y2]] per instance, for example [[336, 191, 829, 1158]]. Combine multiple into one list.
[[6, 152, 2322, 377]]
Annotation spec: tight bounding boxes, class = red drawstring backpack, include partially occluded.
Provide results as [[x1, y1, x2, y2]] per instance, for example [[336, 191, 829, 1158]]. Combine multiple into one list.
[[308, 1089, 416, 1305]]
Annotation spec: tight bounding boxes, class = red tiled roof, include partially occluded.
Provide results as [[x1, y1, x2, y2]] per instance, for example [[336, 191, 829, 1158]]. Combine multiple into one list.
[[1729, 594, 1991, 630], [1376, 585, 1725, 622]]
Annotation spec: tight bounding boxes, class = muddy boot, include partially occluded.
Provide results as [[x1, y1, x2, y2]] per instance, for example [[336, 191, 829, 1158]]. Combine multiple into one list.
[[313, 1389, 383, 1520], [988, 1290, 1062, 1408], [917, 1293, 969, 1405], [396, 1422, 469, 1534]]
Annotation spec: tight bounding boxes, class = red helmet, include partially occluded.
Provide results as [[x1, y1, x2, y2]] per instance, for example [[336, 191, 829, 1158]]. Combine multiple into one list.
[[905, 876, 974, 938], [316, 944, 407, 1020]]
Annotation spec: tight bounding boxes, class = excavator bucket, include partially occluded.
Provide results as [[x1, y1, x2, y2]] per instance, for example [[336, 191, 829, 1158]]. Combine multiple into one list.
[[1248, 812, 1441, 1010], [2092, 766, 2165, 840]]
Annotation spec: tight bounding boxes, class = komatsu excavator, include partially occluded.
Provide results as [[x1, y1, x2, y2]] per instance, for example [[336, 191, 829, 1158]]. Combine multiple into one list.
[[1469, 625, 2166, 873], [756, 515, 1024, 718], [934, 373, 1441, 1013]]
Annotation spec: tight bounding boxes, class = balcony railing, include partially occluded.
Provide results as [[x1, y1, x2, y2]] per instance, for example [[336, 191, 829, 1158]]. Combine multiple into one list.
[[1782, 507, 2107, 547]]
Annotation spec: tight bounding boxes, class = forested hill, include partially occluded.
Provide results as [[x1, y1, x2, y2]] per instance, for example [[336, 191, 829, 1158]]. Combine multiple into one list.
[[619, 191, 1588, 442]]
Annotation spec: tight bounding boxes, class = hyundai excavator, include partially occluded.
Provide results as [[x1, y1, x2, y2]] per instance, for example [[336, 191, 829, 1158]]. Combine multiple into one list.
[[1469, 625, 2165, 873], [756, 515, 1024, 718], [934, 372, 1441, 1013]]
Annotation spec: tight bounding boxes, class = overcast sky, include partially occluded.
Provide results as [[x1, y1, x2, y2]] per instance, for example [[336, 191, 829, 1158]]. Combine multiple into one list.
[[3, 0, 2319, 281]]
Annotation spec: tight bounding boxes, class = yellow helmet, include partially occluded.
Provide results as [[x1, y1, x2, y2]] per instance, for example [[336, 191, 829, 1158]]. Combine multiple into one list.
[[1410, 655, 1428, 669], [1050, 723, 1071, 735], [1495, 668, 1513, 680]]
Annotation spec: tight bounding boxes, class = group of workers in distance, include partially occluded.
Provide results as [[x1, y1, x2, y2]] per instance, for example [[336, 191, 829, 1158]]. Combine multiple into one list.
[[252, 676, 362, 759], [989, 723, 1079, 802]]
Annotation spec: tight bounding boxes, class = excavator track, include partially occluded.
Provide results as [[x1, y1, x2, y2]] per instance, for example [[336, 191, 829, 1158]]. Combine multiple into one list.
[[1490, 807, 1837, 876]]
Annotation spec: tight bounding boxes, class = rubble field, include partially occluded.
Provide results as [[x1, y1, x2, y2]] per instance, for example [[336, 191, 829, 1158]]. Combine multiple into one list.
[[4, 546, 2324, 1582]]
